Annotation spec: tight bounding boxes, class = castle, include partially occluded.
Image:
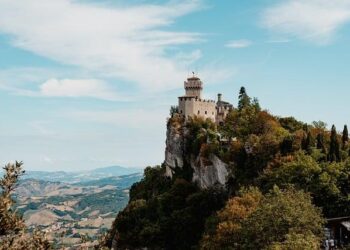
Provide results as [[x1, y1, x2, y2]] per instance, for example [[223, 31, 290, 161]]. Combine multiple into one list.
[[178, 75, 233, 124]]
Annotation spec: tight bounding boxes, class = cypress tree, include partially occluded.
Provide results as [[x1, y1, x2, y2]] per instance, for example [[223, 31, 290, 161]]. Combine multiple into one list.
[[316, 133, 323, 149], [238, 87, 251, 110], [316, 133, 326, 152], [342, 125, 348, 149], [329, 125, 341, 162], [306, 130, 313, 152], [316, 133, 327, 160], [302, 130, 313, 153]]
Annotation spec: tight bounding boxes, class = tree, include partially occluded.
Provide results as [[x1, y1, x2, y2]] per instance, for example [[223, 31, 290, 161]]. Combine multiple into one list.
[[106, 165, 227, 250], [201, 186, 324, 250], [252, 97, 261, 112], [279, 117, 304, 133], [238, 86, 251, 110], [0, 162, 51, 250], [302, 130, 313, 153], [259, 152, 350, 217], [280, 135, 294, 155], [316, 133, 325, 150], [316, 133, 327, 160], [0, 162, 25, 236], [342, 125, 348, 149], [169, 105, 179, 118], [268, 232, 321, 250], [329, 125, 341, 162], [312, 121, 327, 130], [200, 187, 262, 249], [258, 152, 323, 196], [240, 187, 324, 250]]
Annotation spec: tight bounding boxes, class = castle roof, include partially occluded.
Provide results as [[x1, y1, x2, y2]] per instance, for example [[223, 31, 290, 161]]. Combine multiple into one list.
[[187, 76, 200, 81]]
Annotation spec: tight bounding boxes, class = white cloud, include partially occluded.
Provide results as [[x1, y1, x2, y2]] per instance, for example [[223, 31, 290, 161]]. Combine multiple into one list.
[[0, 68, 132, 101], [262, 0, 350, 44], [39, 78, 118, 100], [225, 39, 252, 48], [0, 0, 210, 92], [0, 69, 123, 100]]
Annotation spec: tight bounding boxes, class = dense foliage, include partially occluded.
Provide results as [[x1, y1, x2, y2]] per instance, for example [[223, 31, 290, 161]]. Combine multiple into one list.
[[106, 166, 227, 249], [107, 87, 350, 249], [201, 187, 324, 249]]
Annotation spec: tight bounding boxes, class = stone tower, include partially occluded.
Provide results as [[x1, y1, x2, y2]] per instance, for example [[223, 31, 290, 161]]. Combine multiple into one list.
[[184, 75, 203, 98], [178, 75, 216, 121]]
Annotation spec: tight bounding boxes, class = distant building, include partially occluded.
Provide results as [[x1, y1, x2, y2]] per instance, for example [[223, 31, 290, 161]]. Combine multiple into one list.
[[178, 75, 233, 124]]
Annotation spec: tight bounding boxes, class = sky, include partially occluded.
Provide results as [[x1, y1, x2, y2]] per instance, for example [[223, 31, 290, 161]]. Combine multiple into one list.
[[1, 0, 350, 171]]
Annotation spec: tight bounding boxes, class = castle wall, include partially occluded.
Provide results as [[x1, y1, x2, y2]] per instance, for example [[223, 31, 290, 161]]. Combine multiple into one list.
[[179, 97, 216, 121], [186, 88, 201, 98]]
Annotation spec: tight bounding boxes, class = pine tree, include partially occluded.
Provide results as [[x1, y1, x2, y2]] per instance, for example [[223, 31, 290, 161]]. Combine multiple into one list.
[[238, 87, 251, 110], [329, 125, 341, 162], [342, 125, 348, 149]]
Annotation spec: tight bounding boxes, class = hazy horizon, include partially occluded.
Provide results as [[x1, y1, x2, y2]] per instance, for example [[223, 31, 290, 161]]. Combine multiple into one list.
[[0, 164, 143, 173], [1, 0, 350, 171]]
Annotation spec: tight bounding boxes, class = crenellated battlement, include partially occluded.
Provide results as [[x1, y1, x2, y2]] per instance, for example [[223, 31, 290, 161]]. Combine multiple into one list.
[[178, 96, 216, 103], [184, 79, 202, 89]]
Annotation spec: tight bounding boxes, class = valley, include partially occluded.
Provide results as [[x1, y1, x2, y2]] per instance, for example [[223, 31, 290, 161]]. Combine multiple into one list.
[[13, 167, 142, 248]]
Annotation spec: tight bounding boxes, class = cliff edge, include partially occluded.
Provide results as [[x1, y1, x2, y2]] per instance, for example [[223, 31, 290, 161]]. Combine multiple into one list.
[[164, 115, 229, 189]]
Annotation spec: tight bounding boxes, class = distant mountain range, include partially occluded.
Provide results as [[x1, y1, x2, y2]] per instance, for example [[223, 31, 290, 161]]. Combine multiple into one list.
[[17, 165, 143, 183]]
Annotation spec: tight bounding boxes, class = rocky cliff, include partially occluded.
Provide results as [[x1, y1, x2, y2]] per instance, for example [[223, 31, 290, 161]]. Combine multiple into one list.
[[164, 116, 229, 189]]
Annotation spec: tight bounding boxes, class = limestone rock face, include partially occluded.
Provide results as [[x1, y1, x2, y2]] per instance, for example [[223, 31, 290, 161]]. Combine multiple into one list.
[[164, 119, 230, 189], [164, 121, 184, 178], [192, 154, 229, 189]]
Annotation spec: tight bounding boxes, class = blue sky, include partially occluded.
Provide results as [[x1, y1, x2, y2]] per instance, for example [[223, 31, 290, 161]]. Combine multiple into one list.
[[1, 0, 350, 171]]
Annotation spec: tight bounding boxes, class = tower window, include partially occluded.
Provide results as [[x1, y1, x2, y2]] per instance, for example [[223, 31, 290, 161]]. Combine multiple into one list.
[[205, 111, 207, 114], [198, 110, 200, 114]]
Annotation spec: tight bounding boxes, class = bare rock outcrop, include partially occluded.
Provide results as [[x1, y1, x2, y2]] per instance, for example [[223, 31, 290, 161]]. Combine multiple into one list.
[[164, 120, 184, 177], [164, 117, 230, 189], [192, 154, 229, 189]]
